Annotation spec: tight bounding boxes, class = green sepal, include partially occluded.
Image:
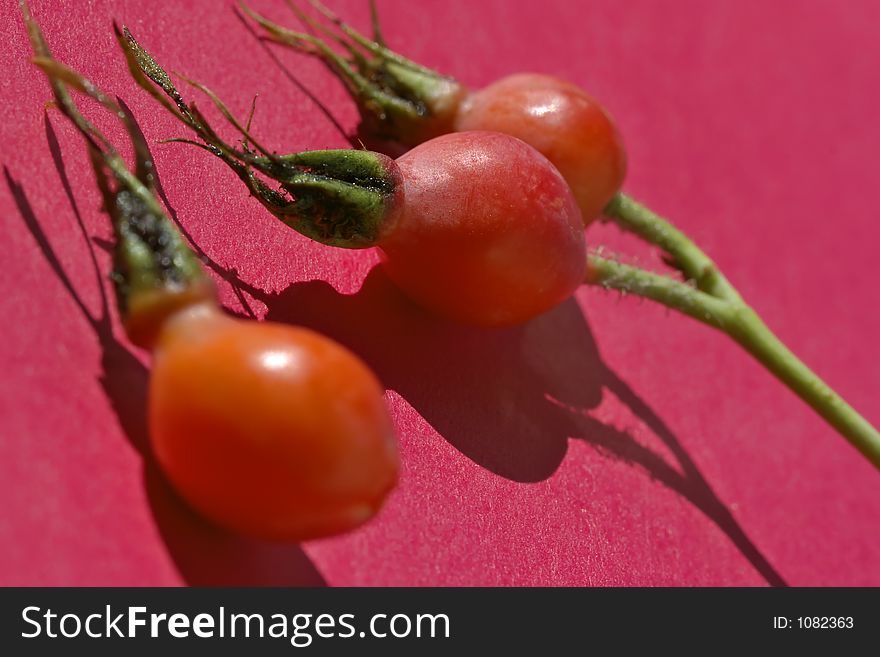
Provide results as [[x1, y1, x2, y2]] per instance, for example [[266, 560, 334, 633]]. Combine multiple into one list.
[[23, 1, 208, 324], [118, 26, 401, 250], [242, 1, 466, 148]]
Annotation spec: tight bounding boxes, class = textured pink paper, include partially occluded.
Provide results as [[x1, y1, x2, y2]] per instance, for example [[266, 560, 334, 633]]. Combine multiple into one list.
[[1, 0, 878, 586]]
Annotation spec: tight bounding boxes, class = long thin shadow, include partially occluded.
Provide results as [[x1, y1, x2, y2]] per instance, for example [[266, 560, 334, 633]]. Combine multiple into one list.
[[3, 120, 326, 587], [577, 367, 787, 587]]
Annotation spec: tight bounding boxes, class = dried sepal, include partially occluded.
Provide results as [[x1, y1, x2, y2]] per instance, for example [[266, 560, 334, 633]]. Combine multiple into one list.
[[118, 26, 402, 248]]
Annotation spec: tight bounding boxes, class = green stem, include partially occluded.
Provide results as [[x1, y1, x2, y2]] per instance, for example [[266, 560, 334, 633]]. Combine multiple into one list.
[[587, 253, 880, 470], [604, 193, 742, 303], [587, 254, 732, 330], [729, 307, 880, 469]]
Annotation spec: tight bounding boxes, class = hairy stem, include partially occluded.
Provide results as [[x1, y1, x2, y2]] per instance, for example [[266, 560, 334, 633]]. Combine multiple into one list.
[[604, 193, 742, 302], [587, 253, 880, 470], [586, 253, 733, 330]]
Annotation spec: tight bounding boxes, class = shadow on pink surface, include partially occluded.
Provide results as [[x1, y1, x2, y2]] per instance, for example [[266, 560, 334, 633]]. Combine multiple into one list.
[[140, 45, 789, 584], [8, 105, 786, 587], [133, 87, 789, 585], [160, 196, 787, 584], [234, 271, 787, 586], [2, 115, 326, 587]]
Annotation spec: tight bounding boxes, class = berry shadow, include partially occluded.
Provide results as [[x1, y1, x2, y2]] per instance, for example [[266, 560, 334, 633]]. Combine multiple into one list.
[[217, 267, 786, 586], [22, 101, 786, 585], [1, 117, 326, 587], [144, 37, 788, 582]]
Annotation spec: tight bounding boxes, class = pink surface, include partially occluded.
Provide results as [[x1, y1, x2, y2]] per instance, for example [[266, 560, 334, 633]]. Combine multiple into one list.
[[1, 0, 879, 586]]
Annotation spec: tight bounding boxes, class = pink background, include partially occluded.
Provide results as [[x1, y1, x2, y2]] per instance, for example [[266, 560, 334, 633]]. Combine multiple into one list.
[[2, 0, 879, 586]]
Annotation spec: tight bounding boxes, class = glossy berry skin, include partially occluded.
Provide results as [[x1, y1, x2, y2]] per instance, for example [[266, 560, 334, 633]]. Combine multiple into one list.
[[379, 131, 587, 326], [149, 302, 398, 542], [454, 74, 627, 224]]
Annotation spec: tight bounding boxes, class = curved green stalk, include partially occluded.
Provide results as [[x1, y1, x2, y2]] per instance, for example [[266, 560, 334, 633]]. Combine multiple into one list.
[[587, 252, 880, 471], [586, 254, 733, 330], [604, 193, 742, 303]]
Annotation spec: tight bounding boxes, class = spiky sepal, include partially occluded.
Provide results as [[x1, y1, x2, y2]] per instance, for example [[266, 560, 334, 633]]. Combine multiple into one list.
[[243, 1, 467, 150], [119, 25, 402, 249], [23, 1, 213, 349]]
